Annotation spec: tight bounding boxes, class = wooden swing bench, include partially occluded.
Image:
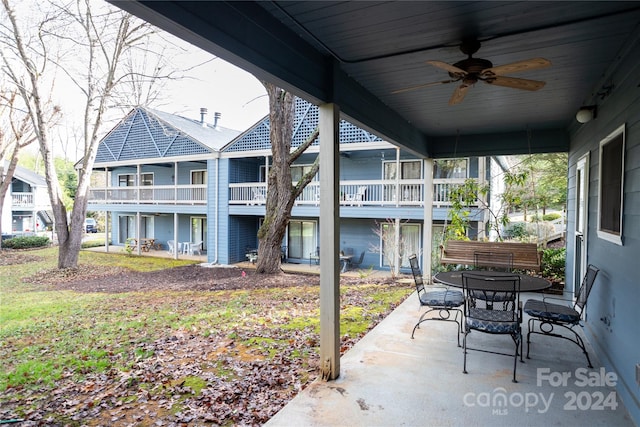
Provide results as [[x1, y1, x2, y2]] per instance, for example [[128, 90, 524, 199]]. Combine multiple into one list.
[[439, 240, 542, 271]]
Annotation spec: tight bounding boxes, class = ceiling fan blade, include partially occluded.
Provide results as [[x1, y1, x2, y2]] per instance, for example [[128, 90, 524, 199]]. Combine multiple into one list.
[[486, 76, 546, 91], [449, 84, 471, 105], [482, 58, 551, 76], [391, 78, 460, 94], [427, 60, 467, 76]]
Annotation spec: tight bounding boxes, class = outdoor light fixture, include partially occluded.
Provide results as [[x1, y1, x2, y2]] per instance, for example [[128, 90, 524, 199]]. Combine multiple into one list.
[[576, 105, 597, 124]]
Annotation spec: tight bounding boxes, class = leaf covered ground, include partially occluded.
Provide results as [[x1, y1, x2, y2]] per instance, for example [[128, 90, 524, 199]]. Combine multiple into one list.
[[0, 250, 411, 426]]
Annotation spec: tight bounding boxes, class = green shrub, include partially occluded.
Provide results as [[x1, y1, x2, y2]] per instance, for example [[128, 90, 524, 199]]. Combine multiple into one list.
[[81, 239, 106, 248], [3, 235, 50, 249], [542, 212, 562, 221], [502, 222, 529, 240], [542, 247, 566, 281]]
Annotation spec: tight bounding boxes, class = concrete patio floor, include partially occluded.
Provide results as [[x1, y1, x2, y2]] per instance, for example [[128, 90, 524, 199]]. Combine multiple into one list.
[[267, 290, 634, 427]]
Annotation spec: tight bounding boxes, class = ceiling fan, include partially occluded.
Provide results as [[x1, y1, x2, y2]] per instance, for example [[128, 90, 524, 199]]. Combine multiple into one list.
[[392, 38, 551, 105]]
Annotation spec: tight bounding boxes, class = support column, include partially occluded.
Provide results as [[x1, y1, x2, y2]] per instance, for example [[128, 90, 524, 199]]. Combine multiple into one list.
[[136, 211, 141, 255], [423, 159, 434, 281], [479, 157, 488, 240], [173, 213, 179, 260], [105, 211, 109, 253], [318, 103, 341, 380]]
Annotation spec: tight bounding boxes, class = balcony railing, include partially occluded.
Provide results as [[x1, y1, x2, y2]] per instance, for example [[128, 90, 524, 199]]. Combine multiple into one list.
[[87, 179, 477, 207], [87, 185, 207, 205], [12, 192, 34, 207], [229, 178, 476, 207]]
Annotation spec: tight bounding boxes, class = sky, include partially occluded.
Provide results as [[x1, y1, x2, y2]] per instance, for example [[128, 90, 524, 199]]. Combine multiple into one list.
[[58, 19, 269, 161], [159, 49, 269, 132], [7, 0, 270, 161]]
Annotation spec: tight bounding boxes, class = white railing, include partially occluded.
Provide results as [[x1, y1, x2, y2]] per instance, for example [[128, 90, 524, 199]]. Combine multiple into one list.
[[433, 178, 468, 206], [87, 179, 479, 207], [229, 178, 479, 207], [87, 185, 207, 205], [12, 192, 34, 207]]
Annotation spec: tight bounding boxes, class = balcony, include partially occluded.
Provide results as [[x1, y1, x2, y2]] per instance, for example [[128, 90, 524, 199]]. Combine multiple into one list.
[[87, 185, 207, 205], [11, 192, 34, 208], [87, 179, 477, 207], [229, 178, 475, 207]]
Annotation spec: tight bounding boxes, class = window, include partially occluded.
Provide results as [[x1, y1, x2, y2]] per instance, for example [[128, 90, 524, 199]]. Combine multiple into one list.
[[118, 174, 135, 187], [287, 220, 316, 260], [118, 173, 152, 187], [141, 173, 153, 186], [260, 164, 317, 183], [191, 170, 206, 185], [291, 164, 317, 182], [597, 124, 625, 245], [380, 222, 421, 268], [433, 159, 468, 179], [383, 160, 422, 180]]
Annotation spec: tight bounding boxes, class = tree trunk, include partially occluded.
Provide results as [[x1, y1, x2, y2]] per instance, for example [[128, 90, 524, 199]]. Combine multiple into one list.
[[256, 85, 295, 274], [255, 83, 319, 274]]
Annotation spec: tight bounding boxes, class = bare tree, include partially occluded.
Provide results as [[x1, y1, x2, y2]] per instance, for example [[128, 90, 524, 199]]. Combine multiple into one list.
[[1, 0, 180, 268], [369, 218, 412, 279], [255, 83, 319, 274], [0, 88, 39, 246], [0, 2, 63, 248]]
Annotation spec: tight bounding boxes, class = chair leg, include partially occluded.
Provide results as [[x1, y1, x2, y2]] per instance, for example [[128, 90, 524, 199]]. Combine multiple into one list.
[[526, 317, 594, 369], [512, 331, 521, 383], [462, 328, 469, 374], [411, 309, 462, 347]]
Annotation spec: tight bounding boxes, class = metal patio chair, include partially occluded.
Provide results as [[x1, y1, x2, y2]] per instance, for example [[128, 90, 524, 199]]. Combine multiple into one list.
[[409, 254, 464, 346], [524, 264, 600, 368], [462, 272, 523, 382], [472, 251, 514, 306], [350, 251, 365, 269]]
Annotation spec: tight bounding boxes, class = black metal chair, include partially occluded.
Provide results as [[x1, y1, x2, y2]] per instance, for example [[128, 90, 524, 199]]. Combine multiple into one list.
[[309, 246, 320, 265], [409, 254, 464, 346], [462, 272, 523, 382], [350, 251, 365, 269], [524, 264, 600, 368]]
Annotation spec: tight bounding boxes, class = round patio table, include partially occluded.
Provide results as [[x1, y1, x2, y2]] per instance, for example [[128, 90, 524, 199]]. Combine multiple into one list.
[[433, 270, 551, 292]]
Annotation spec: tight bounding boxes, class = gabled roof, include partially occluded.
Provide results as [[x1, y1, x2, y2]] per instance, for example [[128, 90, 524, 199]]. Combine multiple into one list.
[[95, 107, 241, 164], [223, 98, 382, 153], [147, 108, 241, 150], [2, 161, 47, 187]]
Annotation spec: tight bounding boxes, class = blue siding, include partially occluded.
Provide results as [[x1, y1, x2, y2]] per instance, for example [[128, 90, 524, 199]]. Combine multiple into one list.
[[216, 160, 231, 264], [337, 218, 386, 270], [229, 158, 262, 183], [566, 38, 640, 423], [228, 216, 261, 263]]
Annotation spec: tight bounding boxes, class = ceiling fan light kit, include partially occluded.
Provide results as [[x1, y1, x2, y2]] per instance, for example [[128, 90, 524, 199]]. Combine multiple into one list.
[[393, 38, 551, 105]]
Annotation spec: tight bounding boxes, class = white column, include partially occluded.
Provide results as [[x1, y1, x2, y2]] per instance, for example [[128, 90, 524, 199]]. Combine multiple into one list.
[[395, 148, 400, 207], [136, 211, 141, 255], [477, 157, 487, 240], [105, 211, 109, 253], [318, 103, 341, 380], [423, 159, 434, 281]]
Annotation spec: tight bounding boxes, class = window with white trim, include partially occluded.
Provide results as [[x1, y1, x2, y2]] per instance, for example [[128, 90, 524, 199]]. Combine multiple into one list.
[[597, 124, 625, 245], [433, 158, 468, 179], [383, 160, 422, 180]]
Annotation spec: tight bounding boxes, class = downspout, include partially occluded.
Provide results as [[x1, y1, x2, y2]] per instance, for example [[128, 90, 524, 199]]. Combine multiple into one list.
[[213, 151, 219, 264]]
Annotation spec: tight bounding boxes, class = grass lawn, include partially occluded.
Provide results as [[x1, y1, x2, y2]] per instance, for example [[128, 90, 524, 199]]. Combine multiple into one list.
[[0, 247, 411, 425]]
